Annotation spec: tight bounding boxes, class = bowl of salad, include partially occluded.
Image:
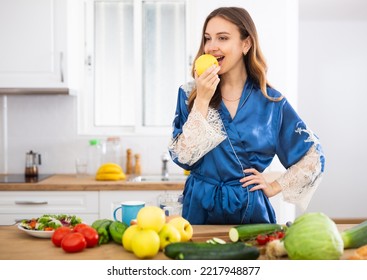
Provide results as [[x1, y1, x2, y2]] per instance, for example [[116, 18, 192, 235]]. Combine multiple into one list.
[[18, 214, 83, 238]]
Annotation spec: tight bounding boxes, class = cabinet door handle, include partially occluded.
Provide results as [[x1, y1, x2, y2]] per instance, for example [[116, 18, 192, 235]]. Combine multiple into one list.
[[15, 201, 48, 205], [60, 52, 64, 83]]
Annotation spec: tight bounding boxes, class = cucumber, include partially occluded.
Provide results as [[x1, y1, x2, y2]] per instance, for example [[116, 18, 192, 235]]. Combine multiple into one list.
[[229, 223, 283, 242], [164, 242, 259, 260]]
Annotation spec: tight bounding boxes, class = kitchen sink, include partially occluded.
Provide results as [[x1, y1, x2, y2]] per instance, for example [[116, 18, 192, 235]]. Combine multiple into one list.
[[129, 175, 187, 182]]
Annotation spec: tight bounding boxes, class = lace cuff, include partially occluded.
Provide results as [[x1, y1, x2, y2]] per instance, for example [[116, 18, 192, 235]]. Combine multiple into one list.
[[276, 145, 323, 211], [169, 105, 227, 166]]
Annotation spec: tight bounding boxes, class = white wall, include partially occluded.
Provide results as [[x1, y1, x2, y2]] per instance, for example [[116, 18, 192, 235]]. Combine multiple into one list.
[[298, 0, 367, 219]]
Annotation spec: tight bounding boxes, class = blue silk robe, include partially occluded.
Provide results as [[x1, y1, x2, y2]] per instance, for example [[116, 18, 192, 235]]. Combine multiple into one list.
[[170, 79, 325, 225]]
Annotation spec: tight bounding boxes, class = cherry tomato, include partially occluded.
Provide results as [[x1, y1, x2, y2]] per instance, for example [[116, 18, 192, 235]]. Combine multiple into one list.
[[79, 227, 99, 248], [268, 235, 277, 242], [256, 234, 269, 245], [275, 231, 285, 239], [51, 227, 72, 247], [73, 223, 90, 233], [61, 232, 87, 253]]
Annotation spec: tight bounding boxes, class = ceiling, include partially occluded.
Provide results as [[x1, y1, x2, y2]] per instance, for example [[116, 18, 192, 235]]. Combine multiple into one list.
[[299, 0, 367, 21]]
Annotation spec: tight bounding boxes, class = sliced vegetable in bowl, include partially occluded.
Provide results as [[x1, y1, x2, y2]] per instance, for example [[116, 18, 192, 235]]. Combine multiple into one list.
[[19, 214, 83, 231], [18, 214, 83, 238]]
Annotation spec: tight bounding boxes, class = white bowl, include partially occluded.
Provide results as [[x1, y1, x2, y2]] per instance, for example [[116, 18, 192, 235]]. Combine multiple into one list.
[[18, 224, 54, 239]]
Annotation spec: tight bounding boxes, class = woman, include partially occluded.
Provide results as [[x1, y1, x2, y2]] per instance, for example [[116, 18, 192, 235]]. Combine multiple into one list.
[[168, 7, 325, 225]]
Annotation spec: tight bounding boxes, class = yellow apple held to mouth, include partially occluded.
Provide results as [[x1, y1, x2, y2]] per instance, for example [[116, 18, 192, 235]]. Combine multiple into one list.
[[136, 206, 166, 233], [158, 223, 181, 250], [168, 217, 193, 242], [131, 229, 160, 259], [195, 54, 219, 76]]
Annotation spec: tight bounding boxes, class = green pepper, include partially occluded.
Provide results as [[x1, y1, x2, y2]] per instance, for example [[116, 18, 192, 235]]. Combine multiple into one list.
[[92, 219, 113, 245], [109, 221, 128, 244]]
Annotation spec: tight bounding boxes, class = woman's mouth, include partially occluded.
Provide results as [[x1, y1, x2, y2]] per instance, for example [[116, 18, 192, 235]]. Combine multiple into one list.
[[216, 56, 224, 66]]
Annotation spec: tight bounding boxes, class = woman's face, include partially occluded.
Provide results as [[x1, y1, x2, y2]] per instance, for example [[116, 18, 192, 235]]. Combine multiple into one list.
[[204, 16, 250, 76]]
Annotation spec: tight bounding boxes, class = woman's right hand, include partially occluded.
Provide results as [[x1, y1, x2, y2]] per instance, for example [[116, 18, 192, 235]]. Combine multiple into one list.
[[195, 65, 221, 104]]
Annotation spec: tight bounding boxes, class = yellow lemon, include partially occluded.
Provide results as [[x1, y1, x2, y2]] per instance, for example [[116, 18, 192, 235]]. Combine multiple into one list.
[[131, 229, 160, 259], [122, 224, 141, 252], [136, 206, 166, 233], [195, 54, 219, 76]]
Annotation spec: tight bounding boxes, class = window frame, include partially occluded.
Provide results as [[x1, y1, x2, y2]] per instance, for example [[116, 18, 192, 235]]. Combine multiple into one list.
[[78, 0, 192, 137]]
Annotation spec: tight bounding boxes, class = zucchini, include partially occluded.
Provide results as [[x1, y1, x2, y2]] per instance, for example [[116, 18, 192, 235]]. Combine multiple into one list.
[[340, 220, 367, 249], [229, 223, 283, 242], [164, 242, 259, 260]]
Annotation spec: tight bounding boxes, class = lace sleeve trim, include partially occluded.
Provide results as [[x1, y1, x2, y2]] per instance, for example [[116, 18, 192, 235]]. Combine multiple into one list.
[[168, 105, 227, 166], [276, 145, 323, 211]]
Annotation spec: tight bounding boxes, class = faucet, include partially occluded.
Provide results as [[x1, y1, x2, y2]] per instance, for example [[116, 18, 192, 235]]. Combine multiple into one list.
[[161, 152, 170, 181]]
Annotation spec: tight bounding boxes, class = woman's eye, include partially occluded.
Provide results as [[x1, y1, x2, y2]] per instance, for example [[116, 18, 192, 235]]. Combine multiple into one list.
[[219, 36, 228, 41]]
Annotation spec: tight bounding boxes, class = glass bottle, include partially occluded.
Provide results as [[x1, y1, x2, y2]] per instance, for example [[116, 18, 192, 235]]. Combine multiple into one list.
[[88, 139, 102, 175]]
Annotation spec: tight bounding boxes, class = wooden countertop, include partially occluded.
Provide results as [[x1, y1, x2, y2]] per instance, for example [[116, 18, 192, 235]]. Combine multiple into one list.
[[0, 224, 357, 260], [0, 172, 283, 192], [0, 174, 185, 191]]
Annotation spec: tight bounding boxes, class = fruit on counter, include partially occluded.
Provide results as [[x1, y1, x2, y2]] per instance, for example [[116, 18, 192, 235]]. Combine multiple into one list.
[[91, 219, 113, 244], [158, 223, 181, 250], [122, 224, 141, 252], [164, 242, 260, 260], [168, 217, 193, 242], [109, 221, 128, 244], [52, 224, 99, 250], [61, 232, 87, 253], [194, 54, 219, 76], [131, 229, 160, 259], [52, 227, 73, 247], [136, 206, 166, 233], [78, 226, 99, 248], [95, 162, 126, 181], [228, 223, 284, 242], [284, 212, 344, 260], [340, 219, 367, 249]]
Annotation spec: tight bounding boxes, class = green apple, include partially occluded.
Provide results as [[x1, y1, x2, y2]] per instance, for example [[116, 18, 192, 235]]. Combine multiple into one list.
[[168, 217, 193, 242], [158, 223, 181, 250], [137, 206, 166, 233]]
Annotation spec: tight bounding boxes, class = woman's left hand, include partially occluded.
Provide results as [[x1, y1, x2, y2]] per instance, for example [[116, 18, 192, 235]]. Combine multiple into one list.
[[239, 168, 281, 198]]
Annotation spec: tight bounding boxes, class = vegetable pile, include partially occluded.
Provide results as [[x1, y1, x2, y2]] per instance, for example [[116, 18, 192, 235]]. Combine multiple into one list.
[[20, 214, 83, 231], [52, 223, 99, 253]]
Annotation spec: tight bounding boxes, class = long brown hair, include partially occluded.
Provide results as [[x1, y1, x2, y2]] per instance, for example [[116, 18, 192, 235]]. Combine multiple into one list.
[[188, 7, 282, 111]]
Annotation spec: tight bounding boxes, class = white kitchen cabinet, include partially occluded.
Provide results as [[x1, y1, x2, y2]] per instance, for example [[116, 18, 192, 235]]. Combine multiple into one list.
[[99, 190, 183, 221], [0, 0, 68, 88], [0, 191, 99, 225]]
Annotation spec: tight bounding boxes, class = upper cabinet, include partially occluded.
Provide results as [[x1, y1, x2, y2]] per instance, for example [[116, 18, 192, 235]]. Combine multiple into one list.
[[0, 0, 68, 88]]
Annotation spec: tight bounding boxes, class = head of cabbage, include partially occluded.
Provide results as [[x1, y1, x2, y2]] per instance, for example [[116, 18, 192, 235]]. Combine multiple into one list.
[[284, 212, 343, 260]]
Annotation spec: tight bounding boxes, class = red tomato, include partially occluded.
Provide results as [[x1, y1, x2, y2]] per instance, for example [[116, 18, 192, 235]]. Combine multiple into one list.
[[73, 223, 90, 233], [61, 232, 87, 253], [275, 231, 285, 239], [256, 234, 269, 245], [79, 227, 99, 248], [52, 227, 72, 247]]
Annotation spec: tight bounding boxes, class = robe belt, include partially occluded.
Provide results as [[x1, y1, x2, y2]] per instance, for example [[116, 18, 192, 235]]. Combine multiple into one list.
[[191, 172, 246, 215]]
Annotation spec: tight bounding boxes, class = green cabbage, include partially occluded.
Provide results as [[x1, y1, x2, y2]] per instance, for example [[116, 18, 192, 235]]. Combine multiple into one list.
[[284, 212, 343, 260]]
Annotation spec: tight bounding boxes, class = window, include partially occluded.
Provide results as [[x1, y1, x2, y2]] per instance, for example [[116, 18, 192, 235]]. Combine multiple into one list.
[[80, 0, 189, 135]]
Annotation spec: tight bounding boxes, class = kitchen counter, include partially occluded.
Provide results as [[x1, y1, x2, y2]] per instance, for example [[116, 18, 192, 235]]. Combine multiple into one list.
[[0, 174, 185, 191], [0, 224, 357, 260], [0, 172, 283, 192]]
